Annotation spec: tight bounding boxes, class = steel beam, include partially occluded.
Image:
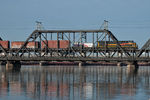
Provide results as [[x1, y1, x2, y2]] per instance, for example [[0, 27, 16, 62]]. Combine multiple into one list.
[[137, 39, 150, 57], [0, 37, 2, 41]]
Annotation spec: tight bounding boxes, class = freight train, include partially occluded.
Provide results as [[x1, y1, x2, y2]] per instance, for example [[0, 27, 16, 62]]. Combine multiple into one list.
[[0, 40, 138, 49]]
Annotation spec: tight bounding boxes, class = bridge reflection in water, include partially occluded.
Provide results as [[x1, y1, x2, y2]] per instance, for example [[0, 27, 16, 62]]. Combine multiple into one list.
[[0, 66, 150, 100]]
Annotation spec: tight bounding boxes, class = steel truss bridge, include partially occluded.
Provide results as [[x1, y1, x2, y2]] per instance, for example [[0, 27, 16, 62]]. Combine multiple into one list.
[[0, 29, 150, 65]]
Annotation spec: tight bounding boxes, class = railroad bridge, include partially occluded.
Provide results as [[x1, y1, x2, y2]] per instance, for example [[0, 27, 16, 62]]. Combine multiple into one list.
[[0, 29, 150, 69]]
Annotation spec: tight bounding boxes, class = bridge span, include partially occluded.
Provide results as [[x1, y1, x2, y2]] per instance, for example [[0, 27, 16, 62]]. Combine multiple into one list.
[[0, 29, 150, 69]]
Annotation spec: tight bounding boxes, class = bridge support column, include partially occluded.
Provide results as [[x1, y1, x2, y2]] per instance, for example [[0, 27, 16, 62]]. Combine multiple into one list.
[[0, 61, 6, 65], [39, 61, 44, 66], [6, 61, 21, 70], [78, 62, 86, 67], [0, 61, 2, 65], [0, 61, 3, 65], [127, 61, 139, 69], [117, 62, 124, 67], [39, 61, 48, 66]]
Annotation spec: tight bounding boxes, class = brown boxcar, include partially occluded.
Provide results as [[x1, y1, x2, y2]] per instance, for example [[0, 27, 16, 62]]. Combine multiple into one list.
[[11, 41, 39, 48], [42, 40, 58, 48], [59, 40, 70, 48], [0, 40, 10, 49], [11, 41, 24, 48], [26, 42, 39, 48]]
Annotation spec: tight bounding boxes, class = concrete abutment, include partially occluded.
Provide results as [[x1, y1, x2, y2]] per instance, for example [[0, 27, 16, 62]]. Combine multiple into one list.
[[127, 61, 139, 69], [0, 61, 6, 65], [78, 62, 86, 67], [6, 61, 21, 70], [39, 61, 49, 66], [117, 62, 124, 67]]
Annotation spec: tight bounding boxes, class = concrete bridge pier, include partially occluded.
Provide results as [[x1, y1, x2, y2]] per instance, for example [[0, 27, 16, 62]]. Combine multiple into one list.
[[117, 62, 124, 67], [0, 61, 6, 65], [39, 61, 44, 66], [78, 62, 86, 67], [127, 61, 139, 75], [39, 61, 49, 66], [0, 61, 2, 65], [6, 61, 21, 70], [127, 61, 139, 69]]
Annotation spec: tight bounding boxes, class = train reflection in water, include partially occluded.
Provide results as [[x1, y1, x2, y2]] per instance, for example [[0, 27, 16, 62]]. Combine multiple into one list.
[[0, 66, 150, 100]]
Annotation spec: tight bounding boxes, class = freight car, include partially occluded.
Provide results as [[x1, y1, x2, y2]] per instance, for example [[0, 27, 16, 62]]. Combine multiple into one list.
[[11, 41, 40, 49], [0, 40, 10, 56], [0, 40, 10, 49], [73, 43, 83, 48], [97, 41, 138, 49], [73, 42, 94, 48], [41, 40, 70, 49]]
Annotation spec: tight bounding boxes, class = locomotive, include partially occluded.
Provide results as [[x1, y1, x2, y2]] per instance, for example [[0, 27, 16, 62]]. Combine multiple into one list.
[[97, 41, 138, 49]]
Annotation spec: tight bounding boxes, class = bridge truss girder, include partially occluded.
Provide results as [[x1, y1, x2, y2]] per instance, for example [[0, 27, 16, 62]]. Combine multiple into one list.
[[0, 29, 144, 62], [137, 39, 150, 57], [9, 29, 131, 58]]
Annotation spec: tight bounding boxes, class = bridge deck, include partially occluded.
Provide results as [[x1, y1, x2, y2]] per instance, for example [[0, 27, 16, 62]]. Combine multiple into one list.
[[0, 56, 150, 62]]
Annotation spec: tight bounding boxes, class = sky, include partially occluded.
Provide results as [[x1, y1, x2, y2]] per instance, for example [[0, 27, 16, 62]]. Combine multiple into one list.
[[0, 0, 150, 47]]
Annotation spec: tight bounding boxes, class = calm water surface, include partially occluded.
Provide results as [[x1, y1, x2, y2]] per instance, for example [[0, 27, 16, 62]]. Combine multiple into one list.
[[0, 65, 150, 100]]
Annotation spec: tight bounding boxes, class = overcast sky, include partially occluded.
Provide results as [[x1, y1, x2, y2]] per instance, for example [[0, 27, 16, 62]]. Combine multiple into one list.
[[0, 0, 150, 47]]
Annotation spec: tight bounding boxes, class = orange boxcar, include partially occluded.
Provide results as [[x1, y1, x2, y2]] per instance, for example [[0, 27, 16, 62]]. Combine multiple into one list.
[[0, 40, 10, 49], [41, 40, 70, 49], [59, 40, 70, 48], [11, 41, 39, 48], [41, 40, 58, 48]]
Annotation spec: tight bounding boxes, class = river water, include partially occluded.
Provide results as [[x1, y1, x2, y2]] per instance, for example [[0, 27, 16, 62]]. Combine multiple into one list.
[[0, 65, 150, 100]]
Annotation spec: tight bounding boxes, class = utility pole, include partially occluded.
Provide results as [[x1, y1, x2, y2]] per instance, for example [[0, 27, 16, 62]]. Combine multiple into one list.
[[104, 20, 108, 30], [99, 20, 108, 30], [36, 21, 44, 30]]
